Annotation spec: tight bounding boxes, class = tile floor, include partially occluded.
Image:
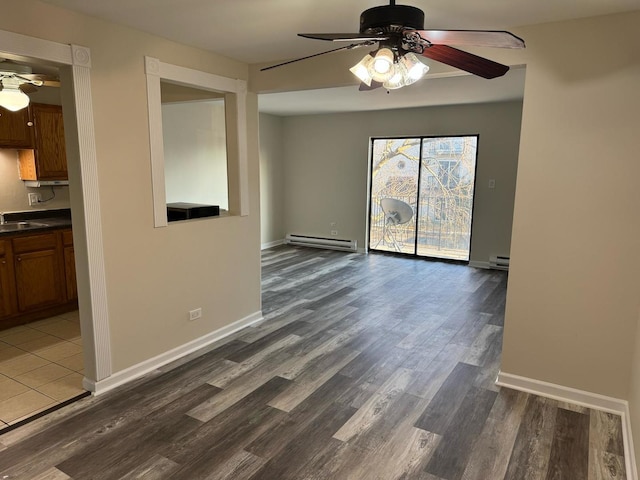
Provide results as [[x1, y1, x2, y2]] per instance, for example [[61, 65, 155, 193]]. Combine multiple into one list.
[[0, 311, 85, 431]]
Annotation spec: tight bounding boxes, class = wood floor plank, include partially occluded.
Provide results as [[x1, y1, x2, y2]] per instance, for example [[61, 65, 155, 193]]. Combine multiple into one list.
[[202, 450, 265, 480], [414, 362, 480, 433], [504, 396, 558, 480], [118, 454, 179, 479], [333, 368, 413, 442], [424, 387, 498, 480], [589, 410, 627, 480], [545, 408, 590, 480], [247, 401, 357, 479], [31, 468, 73, 480], [461, 388, 529, 480]]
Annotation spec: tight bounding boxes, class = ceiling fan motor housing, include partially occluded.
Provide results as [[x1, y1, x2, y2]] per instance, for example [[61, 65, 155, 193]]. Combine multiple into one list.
[[360, 4, 425, 33]]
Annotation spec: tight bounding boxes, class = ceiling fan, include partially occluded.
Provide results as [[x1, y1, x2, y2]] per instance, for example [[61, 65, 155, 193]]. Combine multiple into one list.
[[0, 60, 60, 111], [262, 0, 525, 90]]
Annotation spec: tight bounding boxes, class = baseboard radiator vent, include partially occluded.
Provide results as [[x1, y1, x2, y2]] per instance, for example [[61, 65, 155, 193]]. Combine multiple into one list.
[[285, 234, 357, 252], [489, 255, 510, 271]]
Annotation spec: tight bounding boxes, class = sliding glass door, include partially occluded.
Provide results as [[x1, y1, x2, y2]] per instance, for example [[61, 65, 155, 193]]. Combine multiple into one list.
[[368, 136, 478, 261]]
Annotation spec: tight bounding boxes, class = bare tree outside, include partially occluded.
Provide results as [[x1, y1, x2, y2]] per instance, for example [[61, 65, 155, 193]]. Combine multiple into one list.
[[369, 136, 478, 260]]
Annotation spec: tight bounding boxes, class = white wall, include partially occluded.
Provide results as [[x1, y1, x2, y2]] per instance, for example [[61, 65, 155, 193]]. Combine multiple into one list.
[[258, 113, 285, 246], [274, 101, 522, 262], [162, 100, 229, 209]]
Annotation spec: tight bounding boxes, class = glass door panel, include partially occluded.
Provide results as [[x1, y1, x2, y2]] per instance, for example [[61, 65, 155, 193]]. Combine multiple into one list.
[[417, 137, 477, 260], [368, 138, 420, 254]]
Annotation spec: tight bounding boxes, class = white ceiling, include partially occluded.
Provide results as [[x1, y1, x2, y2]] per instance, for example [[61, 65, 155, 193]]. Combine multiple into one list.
[[39, 0, 640, 115]]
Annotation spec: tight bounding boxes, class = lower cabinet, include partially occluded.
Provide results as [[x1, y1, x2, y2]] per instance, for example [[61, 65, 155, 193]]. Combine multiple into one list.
[[0, 240, 17, 318], [63, 230, 77, 302], [13, 233, 64, 312], [0, 228, 77, 330]]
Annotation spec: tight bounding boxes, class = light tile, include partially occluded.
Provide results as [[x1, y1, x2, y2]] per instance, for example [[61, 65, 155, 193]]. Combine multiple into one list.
[[35, 342, 83, 362], [55, 353, 84, 372], [32, 320, 81, 341], [14, 363, 74, 389], [0, 328, 48, 346], [58, 310, 80, 324], [0, 346, 31, 363], [0, 344, 24, 362], [0, 390, 56, 424], [27, 316, 66, 329], [0, 376, 30, 402], [0, 341, 13, 351], [15, 334, 64, 354], [0, 325, 29, 338], [0, 353, 50, 377], [36, 373, 85, 402]]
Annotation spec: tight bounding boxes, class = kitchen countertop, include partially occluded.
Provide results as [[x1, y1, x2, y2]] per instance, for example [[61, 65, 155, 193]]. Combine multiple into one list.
[[0, 209, 72, 237]]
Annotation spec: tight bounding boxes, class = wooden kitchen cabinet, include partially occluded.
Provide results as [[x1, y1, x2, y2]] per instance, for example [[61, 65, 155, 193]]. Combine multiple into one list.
[[18, 103, 68, 181], [0, 240, 17, 319], [62, 229, 77, 302], [0, 107, 34, 148], [0, 228, 77, 330], [13, 232, 64, 313]]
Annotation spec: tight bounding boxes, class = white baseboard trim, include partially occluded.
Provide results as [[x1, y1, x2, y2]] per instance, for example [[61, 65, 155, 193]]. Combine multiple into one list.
[[261, 239, 284, 250], [469, 260, 490, 269], [83, 311, 263, 396], [497, 371, 638, 480]]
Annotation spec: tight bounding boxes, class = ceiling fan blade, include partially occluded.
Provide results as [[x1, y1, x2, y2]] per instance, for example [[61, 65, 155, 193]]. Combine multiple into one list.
[[359, 81, 383, 91], [299, 33, 390, 42], [413, 30, 525, 48], [19, 83, 38, 94], [420, 45, 509, 79], [261, 41, 375, 72]]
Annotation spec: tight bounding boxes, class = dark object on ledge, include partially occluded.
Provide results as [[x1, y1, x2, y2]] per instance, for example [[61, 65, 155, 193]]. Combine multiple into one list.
[[167, 202, 220, 222]]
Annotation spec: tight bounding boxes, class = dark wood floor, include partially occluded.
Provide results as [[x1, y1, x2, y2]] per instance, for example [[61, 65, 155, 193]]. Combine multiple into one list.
[[0, 245, 627, 479]]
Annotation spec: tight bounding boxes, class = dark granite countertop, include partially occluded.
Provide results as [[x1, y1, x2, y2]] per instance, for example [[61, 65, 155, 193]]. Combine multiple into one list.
[[0, 209, 72, 238]]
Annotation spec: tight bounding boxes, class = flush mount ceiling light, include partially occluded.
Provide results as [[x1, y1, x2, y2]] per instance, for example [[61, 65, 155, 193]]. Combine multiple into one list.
[[0, 75, 30, 112]]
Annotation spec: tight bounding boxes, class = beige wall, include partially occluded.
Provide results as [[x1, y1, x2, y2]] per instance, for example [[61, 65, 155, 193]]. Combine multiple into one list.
[[0, 0, 261, 373], [502, 12, 640, 399], [274, 101, 522, 261], [258, 113, 286, 246]]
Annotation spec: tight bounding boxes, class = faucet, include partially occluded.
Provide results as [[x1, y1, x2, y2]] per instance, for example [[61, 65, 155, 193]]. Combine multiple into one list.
[[0, 213, 4, 225]]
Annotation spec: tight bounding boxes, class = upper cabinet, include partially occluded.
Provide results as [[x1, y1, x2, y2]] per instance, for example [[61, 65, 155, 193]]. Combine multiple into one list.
[[0, 107, 34, 149], [18, 103, 68, 181]]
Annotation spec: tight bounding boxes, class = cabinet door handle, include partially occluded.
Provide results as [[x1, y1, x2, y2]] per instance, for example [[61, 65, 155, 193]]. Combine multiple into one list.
[[27, 121, 34, 127], [16, 256, 21, 262]]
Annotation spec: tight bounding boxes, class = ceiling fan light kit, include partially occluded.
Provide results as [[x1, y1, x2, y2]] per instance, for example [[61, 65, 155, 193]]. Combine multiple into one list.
[[0, 76, 30, 112], [263, 0, 525, 91]]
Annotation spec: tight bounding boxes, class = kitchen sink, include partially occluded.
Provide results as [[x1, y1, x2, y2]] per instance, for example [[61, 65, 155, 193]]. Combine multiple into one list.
[[0, 221, 50, 233]]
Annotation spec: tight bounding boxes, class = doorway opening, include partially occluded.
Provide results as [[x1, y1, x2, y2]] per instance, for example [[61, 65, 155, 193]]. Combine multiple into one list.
[[368, 135, 479, 261]]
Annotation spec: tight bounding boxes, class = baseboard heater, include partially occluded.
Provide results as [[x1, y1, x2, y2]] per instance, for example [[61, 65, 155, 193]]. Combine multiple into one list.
[[285, 234, 357, 252], [489, 255, 510, 271]]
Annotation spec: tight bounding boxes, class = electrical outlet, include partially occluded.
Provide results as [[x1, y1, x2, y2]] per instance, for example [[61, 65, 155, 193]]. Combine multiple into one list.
[[189, 308, 202, 321], [28, 193, 39, 206], [488, 179, 496, 189], [331, 230, 338, 236], [330, 222, 337, 227]]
